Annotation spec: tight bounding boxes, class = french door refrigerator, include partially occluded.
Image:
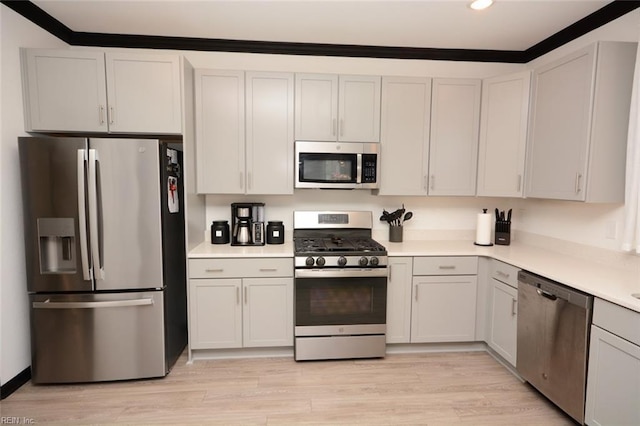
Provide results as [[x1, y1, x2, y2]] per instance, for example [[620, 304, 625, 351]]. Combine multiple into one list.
[[19, 136, 187, 384]]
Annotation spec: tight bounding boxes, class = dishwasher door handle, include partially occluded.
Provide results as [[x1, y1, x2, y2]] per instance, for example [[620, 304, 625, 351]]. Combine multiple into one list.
[[537, 289, 558, 301]]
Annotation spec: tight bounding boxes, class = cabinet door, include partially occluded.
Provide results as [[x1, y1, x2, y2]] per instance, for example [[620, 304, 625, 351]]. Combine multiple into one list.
[[526, 45, 595, 201], [477, 71, 530, 197], [189, 279, 242, 349], [242, 278, 294, 347], [338, 75, 381, 142], [488, 279, 518, 366], [386, 257, 413, 343], [585, 325, 640, 426], [428, 79, 481, 196], [411, 275, 477, 343], [245, 72, 294, 195], [379, 77, 431, 195], [105, 52, 182, 134], [22, 49, 108, 133], [295, 73, 338, 141], [195, 69, 245, 194]]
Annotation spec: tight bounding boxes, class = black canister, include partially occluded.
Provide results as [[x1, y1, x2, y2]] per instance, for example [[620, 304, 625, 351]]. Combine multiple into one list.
[[266, 221, 285, 244], [211, 220, 230, 244]]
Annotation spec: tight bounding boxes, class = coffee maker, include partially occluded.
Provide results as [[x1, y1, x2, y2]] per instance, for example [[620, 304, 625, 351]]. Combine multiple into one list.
[[231, 202, 265, 246]]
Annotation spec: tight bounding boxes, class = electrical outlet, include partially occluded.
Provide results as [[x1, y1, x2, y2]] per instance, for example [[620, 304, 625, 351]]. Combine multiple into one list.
[[605, 221, 617, 240]]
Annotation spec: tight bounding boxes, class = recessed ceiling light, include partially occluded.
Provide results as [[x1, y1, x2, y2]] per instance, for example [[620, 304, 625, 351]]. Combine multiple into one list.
[[470, 0, 494, 10]]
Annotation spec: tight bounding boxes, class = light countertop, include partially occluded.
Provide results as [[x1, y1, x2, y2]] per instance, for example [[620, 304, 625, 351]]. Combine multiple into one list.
[[189, 239, 640, 313]]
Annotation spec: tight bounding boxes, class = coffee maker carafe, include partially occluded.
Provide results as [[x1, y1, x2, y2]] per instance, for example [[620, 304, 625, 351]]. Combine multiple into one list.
[[231, 203, 265, 246]]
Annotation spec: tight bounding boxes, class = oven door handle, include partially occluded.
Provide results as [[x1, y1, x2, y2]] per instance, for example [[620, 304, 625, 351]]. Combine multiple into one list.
[[295, 269, 388, 278]]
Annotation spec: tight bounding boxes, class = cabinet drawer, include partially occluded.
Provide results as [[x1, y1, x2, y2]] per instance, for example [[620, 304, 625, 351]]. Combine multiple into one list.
[[413, 256, 478, 276], [593, 298, 640, 346], [491, 260, 520, 288], [189, 258, 293, 279]]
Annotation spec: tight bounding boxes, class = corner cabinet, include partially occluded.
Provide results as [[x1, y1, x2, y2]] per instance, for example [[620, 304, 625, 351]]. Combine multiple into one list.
[[295, 73, 381, 142], [526, 42, 637, 202], [21, 48, 182, 134], [195, 70, 294, 194], [378, 77, 431, 196], [188, 258, 294, 350], [477, 71, 530, 198], [585, 299, 640, 426], [428, 79, 482, 196]]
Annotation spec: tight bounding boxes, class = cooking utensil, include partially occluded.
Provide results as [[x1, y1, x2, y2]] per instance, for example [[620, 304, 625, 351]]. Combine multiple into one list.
[[402, 211, 413, 224]]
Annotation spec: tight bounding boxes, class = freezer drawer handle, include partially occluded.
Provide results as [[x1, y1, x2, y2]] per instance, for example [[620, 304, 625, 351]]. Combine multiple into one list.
[[33, 298, 154, 309]]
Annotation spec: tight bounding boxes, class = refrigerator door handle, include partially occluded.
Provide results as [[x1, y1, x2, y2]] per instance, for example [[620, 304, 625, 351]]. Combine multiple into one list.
[[77, 149, 91, 281], [33, 298, 154, 309], [88, 149, 104, 280]]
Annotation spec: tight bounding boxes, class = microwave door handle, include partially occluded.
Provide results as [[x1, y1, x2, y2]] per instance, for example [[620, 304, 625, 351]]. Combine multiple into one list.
[[356, 153, 362, 184], [88, 149, 104, 281], [77, 149, 91, 281]]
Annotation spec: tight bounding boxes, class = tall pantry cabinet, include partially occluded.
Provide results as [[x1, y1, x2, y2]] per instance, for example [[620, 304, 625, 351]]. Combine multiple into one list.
[[526, 41, 637, 202]]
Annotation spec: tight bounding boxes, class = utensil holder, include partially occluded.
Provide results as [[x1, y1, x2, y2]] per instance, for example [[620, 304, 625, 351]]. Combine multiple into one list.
[[389, 225, 403, 243], [495, 221, 511, 245]]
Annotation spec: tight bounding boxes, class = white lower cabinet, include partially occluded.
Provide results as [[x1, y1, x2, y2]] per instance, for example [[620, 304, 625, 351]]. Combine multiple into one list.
[[386, 257, 413, 343], [585, 299, 640, 426], [487, 279, 518, 365], [188, 258, 293, 350]]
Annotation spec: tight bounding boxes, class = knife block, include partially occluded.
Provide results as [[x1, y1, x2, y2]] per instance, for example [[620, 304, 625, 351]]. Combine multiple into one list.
[[495, 221, 511, 245]]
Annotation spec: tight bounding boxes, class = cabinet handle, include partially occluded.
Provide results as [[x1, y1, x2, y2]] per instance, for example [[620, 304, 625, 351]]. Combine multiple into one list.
[[415, 285, 418, 301], [259, 268, 277, 272], [205, 268, 224, 273], [389, 265, 393, 282], [109, 106, 115, 125], [332, 119, 337, 136], [236, 287, 240, 305], [244, 287, 248, 304], [438, 265, 456, 270], [517, 174, 522, 192], [98, 105, 105, 125], [430, 175, 435, 190], [511, 298, 517, 316], [239, 172, 244, 190], [575, 173, 582, 194], [423, 176, 428, 191], [496, 270, 509, 279], [248, 172, 252, 190], [339, 119, 344, 137]]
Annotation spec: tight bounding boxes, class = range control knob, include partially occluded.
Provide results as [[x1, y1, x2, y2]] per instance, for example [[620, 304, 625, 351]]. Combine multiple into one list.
[[316, 256, 326, 267], [337, 256, 347, 267], [370, 257, 379, 266], [305, 256, 315, 267], [359, 256, 369, 267]]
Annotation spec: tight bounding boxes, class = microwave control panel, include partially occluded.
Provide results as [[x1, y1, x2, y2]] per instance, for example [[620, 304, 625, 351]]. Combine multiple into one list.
[[361, 154, 378, 183]]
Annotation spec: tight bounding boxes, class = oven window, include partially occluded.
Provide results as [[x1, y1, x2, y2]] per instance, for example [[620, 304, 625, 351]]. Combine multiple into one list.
[[299, 153, 357, 183], [296, 277, 387, 326]]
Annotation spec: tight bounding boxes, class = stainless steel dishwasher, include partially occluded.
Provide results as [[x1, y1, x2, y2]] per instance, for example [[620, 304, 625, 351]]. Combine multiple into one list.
[[516, 270, 593, 425]]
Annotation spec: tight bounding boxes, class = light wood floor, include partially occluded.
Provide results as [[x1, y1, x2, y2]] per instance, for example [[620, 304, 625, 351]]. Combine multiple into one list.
[[2, 350, 575, 425]]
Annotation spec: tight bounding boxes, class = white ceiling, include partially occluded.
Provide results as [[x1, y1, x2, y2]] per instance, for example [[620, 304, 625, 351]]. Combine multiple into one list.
[[31, 0, 612, 51]]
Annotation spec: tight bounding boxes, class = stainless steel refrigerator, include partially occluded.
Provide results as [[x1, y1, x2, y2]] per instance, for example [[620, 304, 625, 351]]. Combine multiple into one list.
[[19, 136, 187, 384]]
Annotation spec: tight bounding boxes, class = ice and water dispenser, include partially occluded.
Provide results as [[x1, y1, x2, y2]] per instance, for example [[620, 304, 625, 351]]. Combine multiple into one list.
[[37, 218, 76, 274]]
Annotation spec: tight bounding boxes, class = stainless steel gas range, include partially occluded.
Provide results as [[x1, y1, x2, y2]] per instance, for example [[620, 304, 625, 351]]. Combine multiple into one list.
[[293, 211, 388, 361]]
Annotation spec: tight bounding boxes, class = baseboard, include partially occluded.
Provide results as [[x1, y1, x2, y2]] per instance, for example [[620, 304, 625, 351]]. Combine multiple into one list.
[[1, 367, 31, 400]]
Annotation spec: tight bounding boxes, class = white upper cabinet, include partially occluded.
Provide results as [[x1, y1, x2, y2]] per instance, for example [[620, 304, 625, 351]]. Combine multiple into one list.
[[195, 69, 245, 194], [22, 49, 108, 133], [526, 42, 637, 202], [477, 71, 531, 198], [295, 73, 381, 142], [428, 78, 482, 196], [22, 48, 182, 134], [195, 70, 294, 195], [245, 72, 295, 195], [104, 52, 182, 134], [379, 76, 431, 196]]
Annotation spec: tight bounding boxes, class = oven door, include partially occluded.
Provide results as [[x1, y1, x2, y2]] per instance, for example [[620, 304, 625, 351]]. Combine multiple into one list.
[[295, 269, 387, 333]]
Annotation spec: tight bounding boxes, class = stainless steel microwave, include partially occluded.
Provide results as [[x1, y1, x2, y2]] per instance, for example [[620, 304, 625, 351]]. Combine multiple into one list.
[[295, 141, 380, 189]]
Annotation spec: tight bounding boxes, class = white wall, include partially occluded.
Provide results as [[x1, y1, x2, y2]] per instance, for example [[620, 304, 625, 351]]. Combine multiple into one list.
[[0, 5, 68, 388]]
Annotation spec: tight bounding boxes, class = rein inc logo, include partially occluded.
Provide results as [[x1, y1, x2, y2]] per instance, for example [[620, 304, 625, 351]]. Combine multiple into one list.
[[1, 418, 35, 424]]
